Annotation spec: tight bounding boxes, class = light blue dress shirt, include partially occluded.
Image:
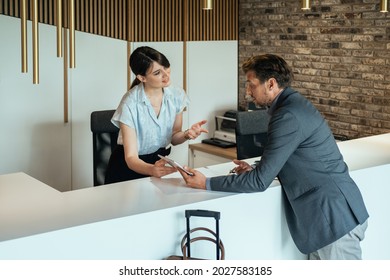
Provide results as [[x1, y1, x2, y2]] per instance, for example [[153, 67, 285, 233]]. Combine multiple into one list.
[[111, 83, 189, 155]]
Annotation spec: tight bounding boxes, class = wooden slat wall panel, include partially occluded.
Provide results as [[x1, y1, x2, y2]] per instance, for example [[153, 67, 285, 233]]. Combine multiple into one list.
[[186, 0, 238, 41], [0, 0, 238, 41], [128, 0, 183, 42]]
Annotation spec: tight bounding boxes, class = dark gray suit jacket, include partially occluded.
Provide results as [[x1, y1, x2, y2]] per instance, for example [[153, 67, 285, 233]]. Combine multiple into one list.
[[210, 87, 369, 254]]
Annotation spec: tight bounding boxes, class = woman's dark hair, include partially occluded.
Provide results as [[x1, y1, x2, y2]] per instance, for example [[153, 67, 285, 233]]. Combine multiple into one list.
[[242, 54, 293, 88], [129, 46, 170, 89]]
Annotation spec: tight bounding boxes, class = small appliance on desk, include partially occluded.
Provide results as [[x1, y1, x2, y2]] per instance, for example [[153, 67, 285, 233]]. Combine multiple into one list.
[[202, 110, 237, 148]]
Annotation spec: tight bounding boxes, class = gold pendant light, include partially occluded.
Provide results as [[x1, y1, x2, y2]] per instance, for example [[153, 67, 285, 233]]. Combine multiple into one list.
[[381, 0, 388, 12], [32, 0, 39, 84], [21, 0, 27, 73], [301, 0, 311, 10], [203, 0, 213, 10]]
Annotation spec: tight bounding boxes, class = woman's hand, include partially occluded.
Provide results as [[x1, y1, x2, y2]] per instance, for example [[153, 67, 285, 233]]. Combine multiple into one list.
[[185, 120, 208, 140], [151, 159, 177, 178]]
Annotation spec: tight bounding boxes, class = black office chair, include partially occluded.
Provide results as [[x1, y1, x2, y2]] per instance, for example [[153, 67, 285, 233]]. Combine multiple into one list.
[[235, 109, 270, 160], [90, 110, 119, 186]]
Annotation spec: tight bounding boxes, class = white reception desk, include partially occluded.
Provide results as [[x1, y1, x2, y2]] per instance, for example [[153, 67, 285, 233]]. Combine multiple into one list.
[[0, 133, 389, 259]]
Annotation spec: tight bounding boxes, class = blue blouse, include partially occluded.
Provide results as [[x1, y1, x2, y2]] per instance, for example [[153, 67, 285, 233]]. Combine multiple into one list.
[[111, 83, 190, 155]]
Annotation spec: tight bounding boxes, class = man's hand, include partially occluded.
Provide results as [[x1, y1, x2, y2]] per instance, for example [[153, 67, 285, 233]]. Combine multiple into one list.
[[177, 166, 207, 190], [230, 159, 254, 174]]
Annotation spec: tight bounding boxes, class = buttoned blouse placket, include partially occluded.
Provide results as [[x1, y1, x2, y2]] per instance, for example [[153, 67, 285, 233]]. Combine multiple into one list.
[[144, 91, 166, 141]]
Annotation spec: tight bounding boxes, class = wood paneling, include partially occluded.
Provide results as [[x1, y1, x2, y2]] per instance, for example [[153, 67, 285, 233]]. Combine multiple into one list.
[[1, 0, 238, 41]]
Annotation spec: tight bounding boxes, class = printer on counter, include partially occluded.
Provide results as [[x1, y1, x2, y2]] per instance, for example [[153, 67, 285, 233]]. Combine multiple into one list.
[[202, 110, 237, 148]]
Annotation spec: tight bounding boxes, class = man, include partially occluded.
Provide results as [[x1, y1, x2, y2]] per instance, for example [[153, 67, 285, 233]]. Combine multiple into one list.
[[178, 54, 369, 260]]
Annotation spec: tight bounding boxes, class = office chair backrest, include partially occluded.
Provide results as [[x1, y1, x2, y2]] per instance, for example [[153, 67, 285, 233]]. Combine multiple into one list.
[[235, 109, 270, 160], [90, 109, 119, 186]]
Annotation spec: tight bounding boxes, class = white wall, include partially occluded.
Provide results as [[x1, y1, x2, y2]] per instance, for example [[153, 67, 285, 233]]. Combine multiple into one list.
[[0, 15, 238, 190], [70, 31, 127, 189], [0, 16, 71, 191], [0, 15, 127, 191], [187, 41, 238, 143]]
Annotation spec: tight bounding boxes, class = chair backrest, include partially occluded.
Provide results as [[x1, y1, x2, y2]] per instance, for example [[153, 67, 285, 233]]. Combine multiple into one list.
[[235, 109, 270, 160], [90, 110, 119, 186]]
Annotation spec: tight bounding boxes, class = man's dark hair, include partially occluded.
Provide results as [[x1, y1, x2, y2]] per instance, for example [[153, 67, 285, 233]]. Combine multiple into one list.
[[242, 54, 293, 88]]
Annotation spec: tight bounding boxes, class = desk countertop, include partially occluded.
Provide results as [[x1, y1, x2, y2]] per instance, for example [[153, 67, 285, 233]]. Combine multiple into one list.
[[0, 172, 235, 243], [1, 133, 389, 243], [0, 133, 389, 259]]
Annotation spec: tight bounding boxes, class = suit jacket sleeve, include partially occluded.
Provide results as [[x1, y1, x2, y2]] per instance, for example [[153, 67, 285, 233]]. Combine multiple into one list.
[[209, 110, 303, 193]]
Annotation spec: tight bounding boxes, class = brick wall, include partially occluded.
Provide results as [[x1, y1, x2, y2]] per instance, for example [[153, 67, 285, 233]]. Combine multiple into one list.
[[239, 0, 390, 139]]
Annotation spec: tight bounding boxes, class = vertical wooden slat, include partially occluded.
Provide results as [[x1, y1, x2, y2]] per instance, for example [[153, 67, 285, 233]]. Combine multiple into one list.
[[163, 0, 166, 42], [3, 0, 7, 15], [147, 0, 150, 41], [110, 0, 114, 38], [106, 0, 110, 37], [118, 0, 122, 39], [96, 0, 100, 35], [153, 0, 156, 41], [82, 0, 87, 32], [48, 0, 53, 25], [102, 0, 106, 36], [14, 0, 19, 18], [226, 0, 233, 38], [8, 0, 14, 17], [143, 0, 147, 42], [2, 0, 7, 17], [216, 0, 220, 40], [79, 0, 83, 32], [234, 0, 238, 39], [89, 0, 93, 34], [1, 0, 237, 43], [123, 0, 127, 40], [93, 0, 96, 34], [115, 0, 117, 38], [45, 0, 49, 24], [38, 0, 42, 23], [128, 0, 133, 41]]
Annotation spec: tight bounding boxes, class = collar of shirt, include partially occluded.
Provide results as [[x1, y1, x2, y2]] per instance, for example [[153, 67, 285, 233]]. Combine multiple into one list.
[[267, 87, 287, 115], [137, 83, 173, 105]]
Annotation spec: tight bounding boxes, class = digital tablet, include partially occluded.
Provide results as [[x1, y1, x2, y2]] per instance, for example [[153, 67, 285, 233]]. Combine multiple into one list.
[[158, 155, 194, 176]]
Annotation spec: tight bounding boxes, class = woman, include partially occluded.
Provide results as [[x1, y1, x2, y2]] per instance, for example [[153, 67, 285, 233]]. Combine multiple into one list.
[[105, 46, 207, 184]]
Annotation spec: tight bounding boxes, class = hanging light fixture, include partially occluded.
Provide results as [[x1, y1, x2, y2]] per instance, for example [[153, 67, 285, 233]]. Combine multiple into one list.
[[301, 0, 311, 10], [380, 0, 388, 12], [21, 0, 27, 73], [203, 0, 213, 10], [69, 0, 75, 68], [32, 0, 39, 84]]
